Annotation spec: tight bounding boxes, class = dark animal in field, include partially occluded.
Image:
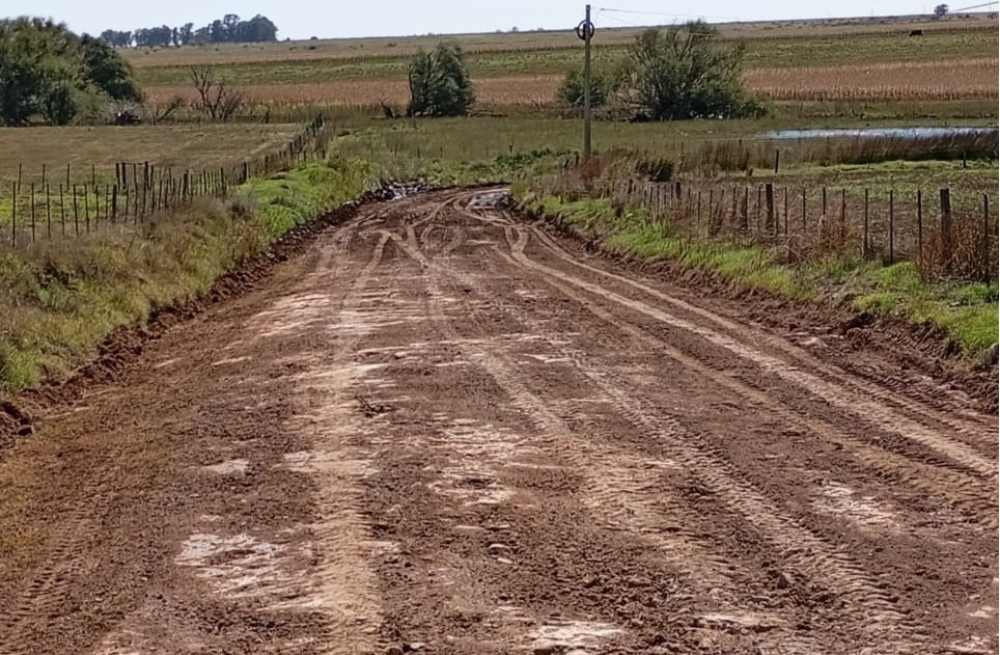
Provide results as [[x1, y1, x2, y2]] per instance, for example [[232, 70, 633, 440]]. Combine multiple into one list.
[[909, 29, 923, 36], [114, 109, 142, 126]]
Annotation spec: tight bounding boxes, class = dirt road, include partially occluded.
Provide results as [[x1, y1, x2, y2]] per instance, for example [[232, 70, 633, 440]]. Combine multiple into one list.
[[0, 189, 996, 655]]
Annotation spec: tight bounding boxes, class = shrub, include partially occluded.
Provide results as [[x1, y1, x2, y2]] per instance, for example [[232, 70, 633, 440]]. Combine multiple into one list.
[[556, 68, 613, 108], [407, 43, 475, 117], [619, 21, 765, 121]]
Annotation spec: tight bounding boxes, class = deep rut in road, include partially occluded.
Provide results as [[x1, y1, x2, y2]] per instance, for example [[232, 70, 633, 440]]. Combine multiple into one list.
[[0, 189, 995, 655]]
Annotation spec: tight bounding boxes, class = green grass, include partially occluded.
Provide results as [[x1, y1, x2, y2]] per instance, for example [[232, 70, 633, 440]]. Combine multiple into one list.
[[854, 262, 999, 354], [0, 158, 382, 393], [521, 193, 998, 358]]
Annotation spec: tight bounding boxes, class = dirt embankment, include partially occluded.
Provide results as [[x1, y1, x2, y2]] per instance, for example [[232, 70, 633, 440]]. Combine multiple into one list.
[[0, 189, 995, 655]]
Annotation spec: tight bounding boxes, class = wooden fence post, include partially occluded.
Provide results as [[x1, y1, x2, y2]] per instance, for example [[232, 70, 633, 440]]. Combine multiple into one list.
[[840, 189, 846, 246], [10, 182, 16, 247], [940, 188, 952, 268], [983, 194, 991, 279], [888, 189, 895, 265], [112, 185, 118, 223], [73, 184, 79, 236], [59, 183, 66, 236], [774, 149, 780, 174], [84, 184, 90, 233], [917, 190, 923, 265], [30, 183, 36, 243], [863, 189, 870, 259], [46, 183, 52, 239], [801, 187, 807, 238], [783, 187, 789, 237], [765, 183, 775, 234]]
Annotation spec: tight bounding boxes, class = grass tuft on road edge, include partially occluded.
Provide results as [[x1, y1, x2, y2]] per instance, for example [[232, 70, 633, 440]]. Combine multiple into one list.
[[518, 192, 998, 360], [0, 158, 383, 394]]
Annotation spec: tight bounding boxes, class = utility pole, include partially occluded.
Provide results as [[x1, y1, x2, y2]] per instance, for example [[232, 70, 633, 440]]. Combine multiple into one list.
[[577, 5, 595, 160]]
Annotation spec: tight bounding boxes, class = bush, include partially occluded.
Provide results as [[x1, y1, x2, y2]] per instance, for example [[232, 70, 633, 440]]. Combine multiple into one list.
[[619, 21, 765, 121], [556, 68, 613, 108], [407, 43, 475, 117]]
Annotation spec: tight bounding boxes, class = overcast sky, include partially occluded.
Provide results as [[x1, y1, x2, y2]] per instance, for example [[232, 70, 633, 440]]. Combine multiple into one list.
[[0, 1, 975, 39]]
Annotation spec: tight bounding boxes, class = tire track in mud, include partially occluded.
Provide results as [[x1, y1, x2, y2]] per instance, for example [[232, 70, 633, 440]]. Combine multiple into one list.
[[274, 220, 397, 652], [0, 513, 104, 655], [487, 229, 998, 530], [484, 214, 997, 480], [484, 227, 938, 651], [526, 222, 998, 456], [524, 223, 997, 468], [391, 216, 864, 654], [477, 214, 998, 522]]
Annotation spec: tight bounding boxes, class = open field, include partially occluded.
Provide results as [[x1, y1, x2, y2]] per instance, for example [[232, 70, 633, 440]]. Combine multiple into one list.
[[0, 190, 996, 654], [0, 123, 302, 188], [130, 26, 998, 87], [123, 14, 998, 69], [143, 58, 999, 108]]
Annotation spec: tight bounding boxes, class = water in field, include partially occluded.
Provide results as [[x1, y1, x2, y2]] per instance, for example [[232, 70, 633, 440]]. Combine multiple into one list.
[[764, 127, 997, 140]]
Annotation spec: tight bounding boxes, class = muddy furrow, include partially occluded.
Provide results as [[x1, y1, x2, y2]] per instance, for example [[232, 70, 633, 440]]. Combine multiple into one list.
[[525, 221, 998, 456]]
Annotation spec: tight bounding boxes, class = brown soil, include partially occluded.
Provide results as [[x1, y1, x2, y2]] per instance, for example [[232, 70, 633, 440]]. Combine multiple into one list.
[[535, 209, 1000, 416], [0, 189, 995, 655]]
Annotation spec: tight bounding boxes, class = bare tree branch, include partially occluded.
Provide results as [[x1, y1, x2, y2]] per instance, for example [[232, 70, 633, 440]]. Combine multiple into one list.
[[190, 65, 246, 122]]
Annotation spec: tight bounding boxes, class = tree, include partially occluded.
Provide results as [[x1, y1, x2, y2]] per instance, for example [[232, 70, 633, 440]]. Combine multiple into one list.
[[80, 36, 142, 101], [933, 4, 949, 18], [0, 17, 142, 126], [618, 21, 764, 121], [190, 66, 246, 121], [407, 43, 475, 117]]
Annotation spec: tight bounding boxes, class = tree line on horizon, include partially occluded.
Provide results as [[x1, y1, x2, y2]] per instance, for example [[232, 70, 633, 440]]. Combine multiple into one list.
[[99, 14, 277, 48]]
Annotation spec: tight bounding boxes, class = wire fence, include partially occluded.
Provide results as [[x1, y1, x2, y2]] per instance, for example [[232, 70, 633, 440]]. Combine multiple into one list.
[[601, 177, 998, 281], [1, 114, 327, 248]]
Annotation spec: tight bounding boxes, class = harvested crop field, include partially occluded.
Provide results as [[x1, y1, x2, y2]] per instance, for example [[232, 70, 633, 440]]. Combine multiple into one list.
[[145, 75, 564, 108], [0, 188, 995, 654], [143, 58, 998, 108]]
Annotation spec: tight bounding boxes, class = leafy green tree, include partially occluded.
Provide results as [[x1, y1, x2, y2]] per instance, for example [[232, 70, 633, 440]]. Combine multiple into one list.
[[80, 36, 142, 101], [407, 43, 475, 117], [619, 21, 764, 121], [0, 17, 142, 126]]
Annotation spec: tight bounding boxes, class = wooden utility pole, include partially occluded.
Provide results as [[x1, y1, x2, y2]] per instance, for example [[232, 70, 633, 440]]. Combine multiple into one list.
[[577, 5, 595, 160]]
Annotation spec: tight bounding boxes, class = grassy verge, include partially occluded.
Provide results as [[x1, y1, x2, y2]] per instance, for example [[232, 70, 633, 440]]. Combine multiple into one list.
[[517, 191, 998, 359], [0, 158, 383, 393]]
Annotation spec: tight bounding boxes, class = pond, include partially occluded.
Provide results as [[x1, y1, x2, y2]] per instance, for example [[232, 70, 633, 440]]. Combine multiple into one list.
[[763, 127, 997, 140]]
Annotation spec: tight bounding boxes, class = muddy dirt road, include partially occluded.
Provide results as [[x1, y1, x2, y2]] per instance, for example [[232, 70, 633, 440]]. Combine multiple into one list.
[[0, 189, 996, 655]]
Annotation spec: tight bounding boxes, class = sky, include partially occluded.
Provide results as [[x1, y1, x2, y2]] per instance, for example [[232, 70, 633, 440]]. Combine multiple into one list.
[[0, 1, 984, 40]]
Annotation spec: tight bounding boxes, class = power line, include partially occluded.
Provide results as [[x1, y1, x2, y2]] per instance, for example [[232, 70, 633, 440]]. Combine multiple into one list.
[[951, 1, 998, 11], [596, 6, 740, 22]]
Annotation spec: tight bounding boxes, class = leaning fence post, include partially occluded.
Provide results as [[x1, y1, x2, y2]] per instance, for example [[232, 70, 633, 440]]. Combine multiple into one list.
[[112, 185, 118, 223]]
